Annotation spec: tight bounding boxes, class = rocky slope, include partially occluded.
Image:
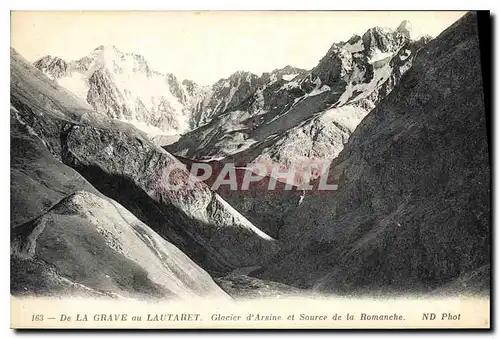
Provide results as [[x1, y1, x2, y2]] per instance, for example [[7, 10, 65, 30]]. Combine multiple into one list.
[[175, 156, 305, 239], [255, 12, 490, 295], [58, 121, 279, 274], [11, 190, 229, 300], [190, 66, 306, 127], [11, 47, 279, 298], [34, 45, 204, 137], [167, 21, 429, 169]]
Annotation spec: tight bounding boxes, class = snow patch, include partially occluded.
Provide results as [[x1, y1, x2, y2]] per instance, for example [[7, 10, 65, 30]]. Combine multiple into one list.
[[308, 85, 331, 97], [279, 80, 300, 91], [213, 194, 275, 241], [282, 73, 298, 81], [37, 46, 192, 135], [321, 105, 368, 132], [369, 51, 393, 64], [336, 58, 393, 106]]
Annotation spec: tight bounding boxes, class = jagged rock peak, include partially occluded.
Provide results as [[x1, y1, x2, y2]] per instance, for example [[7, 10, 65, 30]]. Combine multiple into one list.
[[359, 24, 409, 58], [92, 44, 120, 51], [396, 20, 413, 39], [270, 65, 305, 76], [347, 34, 362, 45], [232, 70, 259, 80], [94, 44, 105, 51], [418, 34, 434, 43]]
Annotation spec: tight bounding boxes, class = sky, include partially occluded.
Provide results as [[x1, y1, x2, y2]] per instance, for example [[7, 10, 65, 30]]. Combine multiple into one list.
[[11, 11, 466, 85]]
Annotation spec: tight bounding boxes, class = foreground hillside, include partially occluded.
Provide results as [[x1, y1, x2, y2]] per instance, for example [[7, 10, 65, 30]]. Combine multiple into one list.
[[10, 48, 278, 298], [10, 105, 227, 299]]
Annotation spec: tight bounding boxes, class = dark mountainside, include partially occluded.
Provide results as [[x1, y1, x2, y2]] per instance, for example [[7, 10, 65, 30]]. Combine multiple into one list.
[[255, 12, 490, 296], [10, 48, 278, 298]]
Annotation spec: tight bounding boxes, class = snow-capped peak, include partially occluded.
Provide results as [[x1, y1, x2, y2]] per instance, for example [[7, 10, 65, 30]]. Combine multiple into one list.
[[33, 45, 207, 137]]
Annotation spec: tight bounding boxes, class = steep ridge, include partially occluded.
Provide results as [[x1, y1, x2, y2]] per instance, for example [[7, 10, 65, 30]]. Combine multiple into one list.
[[10, 106, 227, 299], [59, 122, 279, 273], [167, 22, 429, 168], [12, 47, 279, 287], [191, 66, 307, 127], [256, 12, 490, 295]]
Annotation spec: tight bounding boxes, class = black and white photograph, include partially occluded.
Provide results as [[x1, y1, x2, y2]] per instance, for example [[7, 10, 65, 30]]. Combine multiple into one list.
[[9, 9, 491, 329]]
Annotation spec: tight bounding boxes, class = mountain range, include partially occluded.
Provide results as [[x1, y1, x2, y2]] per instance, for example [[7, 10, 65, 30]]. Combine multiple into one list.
[[11, 12, 490, 299]]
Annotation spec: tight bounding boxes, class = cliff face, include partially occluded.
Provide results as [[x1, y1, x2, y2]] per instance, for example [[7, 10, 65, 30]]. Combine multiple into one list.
[[257, 12, 490, 295]]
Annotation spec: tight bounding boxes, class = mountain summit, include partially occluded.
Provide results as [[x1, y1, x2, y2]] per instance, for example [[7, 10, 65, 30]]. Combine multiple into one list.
[[258, 12, 489, 295], [33, 20, 419, 146], [168, 22, 429, 167], [396, 20, 413, 39], [34, 45, 204, 137]]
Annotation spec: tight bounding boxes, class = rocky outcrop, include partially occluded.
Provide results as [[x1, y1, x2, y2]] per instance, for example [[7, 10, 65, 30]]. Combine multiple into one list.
[[256, 12, 490, 296], [215, 266, 304, 299], [396, 20, 413, 39], [190, 71, 264, 127], [189, 66, 307, 127]]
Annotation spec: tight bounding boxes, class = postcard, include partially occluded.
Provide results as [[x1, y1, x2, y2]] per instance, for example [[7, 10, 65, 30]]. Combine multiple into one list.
[[10, 10, 490, 329]]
